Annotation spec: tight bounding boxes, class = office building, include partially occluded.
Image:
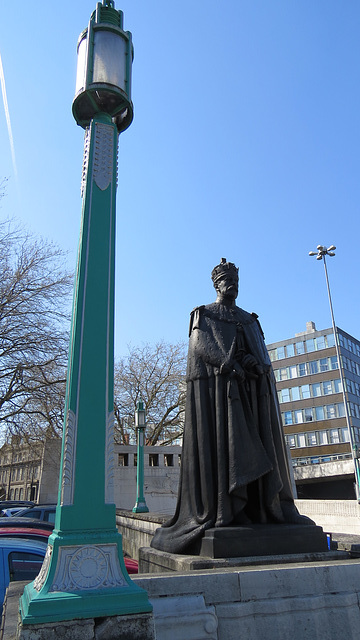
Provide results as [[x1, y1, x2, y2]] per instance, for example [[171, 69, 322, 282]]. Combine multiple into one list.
[[267, 321, 360, 499]]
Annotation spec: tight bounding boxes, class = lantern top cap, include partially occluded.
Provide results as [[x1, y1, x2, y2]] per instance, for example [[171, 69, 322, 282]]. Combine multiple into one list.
[[137, 398, 145, 412]]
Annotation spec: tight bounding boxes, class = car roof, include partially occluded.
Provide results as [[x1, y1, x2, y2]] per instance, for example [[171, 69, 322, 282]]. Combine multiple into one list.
[[0, 518, 53, 530], [0, 537, 47, 551]]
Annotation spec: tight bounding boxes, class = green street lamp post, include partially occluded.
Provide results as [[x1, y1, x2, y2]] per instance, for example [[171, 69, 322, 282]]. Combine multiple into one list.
[[309, 244, 360, 501], [19, 1, 152, 625], [133, 399, 149, 513]]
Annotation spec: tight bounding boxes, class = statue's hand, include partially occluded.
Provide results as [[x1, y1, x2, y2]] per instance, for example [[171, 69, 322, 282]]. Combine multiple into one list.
[[242, 354, 259, 370], [232, 363, 245, 382]]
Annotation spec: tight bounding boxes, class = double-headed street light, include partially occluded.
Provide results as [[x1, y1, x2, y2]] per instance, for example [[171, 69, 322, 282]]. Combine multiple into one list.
[[309, 245, 360, 500]]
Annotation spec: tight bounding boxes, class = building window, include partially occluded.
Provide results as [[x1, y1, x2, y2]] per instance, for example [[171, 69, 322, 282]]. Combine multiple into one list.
[[320, 358, 329, 372], [300, 384, 310, 400], [286, 344, 295, 357], [299, 363, 307, 377], [118, 454, 129, 467], [323, 381, 332, 395], [289, 365, 297, 379], [284, 411, 293, 425], [306, 339, 315, 353], [316, 336, 326, 350], [294, 409, 303, 424], [318, 430, 328, 445], [325, 405, 336, 420], [297, 433, 306, 447], [312, 382, 321, 397], [329, 428, 340, 444], [149, 454, 159, 467], [277, 346, 285, 360], [309, 360, 319, 374], [304, 408, 313, 422], [296, 342, 305, 355], [291, 387, 300, 401], [306, 432, 317, 446], [327, 333, 335, 348], [330, 356, 338, 370], [281, 389, 291, 403], [164, 454, 174, 467], [286, 435, 296, 448]]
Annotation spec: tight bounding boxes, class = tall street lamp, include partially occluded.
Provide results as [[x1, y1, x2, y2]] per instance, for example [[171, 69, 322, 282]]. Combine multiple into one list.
[[20, 1, 152, 625], [133, 399, 149, 513], [309, 244, 360, 500]]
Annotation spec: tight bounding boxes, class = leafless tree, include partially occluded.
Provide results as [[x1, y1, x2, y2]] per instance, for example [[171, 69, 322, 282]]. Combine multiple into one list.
[[114, 341, 187, 445], [0, 219, 72, 442]]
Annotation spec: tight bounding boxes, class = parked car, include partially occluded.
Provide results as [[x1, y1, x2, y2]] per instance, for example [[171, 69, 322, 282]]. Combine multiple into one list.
[[0, 537, 47, 613], [14, 505, 56, 524], [0, 507, 25, 518], [0, 518, 53, 532], [0, 501, 34, 514], [0, 527, 50, 544]]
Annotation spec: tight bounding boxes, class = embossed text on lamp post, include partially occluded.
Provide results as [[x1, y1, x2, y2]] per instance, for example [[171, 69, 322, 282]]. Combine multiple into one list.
[[19, 0, 152, 625]]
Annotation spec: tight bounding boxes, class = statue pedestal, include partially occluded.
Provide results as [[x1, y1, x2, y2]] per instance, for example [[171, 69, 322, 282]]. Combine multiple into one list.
[[199, 524, 328, 558]]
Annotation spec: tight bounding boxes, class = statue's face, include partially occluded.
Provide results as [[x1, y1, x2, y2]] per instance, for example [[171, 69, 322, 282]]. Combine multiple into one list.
[[215, 271, 239, 301]]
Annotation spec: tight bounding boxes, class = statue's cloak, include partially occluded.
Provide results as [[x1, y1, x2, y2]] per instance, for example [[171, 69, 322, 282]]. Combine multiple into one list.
[[151, 303, 296, 554]]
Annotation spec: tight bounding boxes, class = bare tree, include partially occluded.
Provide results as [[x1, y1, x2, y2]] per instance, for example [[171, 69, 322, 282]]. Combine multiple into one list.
[[114, 341, 187, 445], [0, 219, 72, 442]]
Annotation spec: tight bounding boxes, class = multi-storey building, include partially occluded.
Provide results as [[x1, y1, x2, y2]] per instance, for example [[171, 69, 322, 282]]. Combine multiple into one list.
[[0, 436, 61, 504], [267, 321, 360, 499]]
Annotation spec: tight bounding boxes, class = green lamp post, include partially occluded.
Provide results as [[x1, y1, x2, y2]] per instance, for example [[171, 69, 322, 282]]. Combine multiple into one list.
[[19, 0, 152, 625], [133, 399, 149, 513]]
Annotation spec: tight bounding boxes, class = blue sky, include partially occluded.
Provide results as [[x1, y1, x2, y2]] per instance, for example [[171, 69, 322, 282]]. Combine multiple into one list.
[[0, 1, 359, 357]]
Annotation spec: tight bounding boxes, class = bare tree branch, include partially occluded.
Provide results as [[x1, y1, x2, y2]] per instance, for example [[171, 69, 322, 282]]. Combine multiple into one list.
[[114, 341, 187, 445]]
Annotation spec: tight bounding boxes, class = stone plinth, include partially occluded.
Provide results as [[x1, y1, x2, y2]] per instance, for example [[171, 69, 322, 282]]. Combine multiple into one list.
[[199, 524, 328, 558]]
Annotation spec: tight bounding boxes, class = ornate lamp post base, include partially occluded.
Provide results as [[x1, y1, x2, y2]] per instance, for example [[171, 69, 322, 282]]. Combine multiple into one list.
[[20, 531, 151, 624]]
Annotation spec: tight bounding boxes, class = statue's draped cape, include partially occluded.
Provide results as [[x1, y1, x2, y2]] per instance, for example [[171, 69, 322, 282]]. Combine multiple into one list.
[[151, 303, 297, 554]]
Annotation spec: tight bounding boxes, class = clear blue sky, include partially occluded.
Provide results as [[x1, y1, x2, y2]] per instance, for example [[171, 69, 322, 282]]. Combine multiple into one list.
[[0, 1, 359, 357]]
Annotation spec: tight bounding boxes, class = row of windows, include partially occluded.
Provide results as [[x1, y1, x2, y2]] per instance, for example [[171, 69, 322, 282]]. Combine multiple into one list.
[[345, 378, 360, 397], [274, 356, 338, 382], [292, 453, 352, 467], [350, 402, 360, 420], [118, 453, 181, 467], [338, 334, 360, 357], [278, 379, 342, 404], [342, 356, 360, 377], [0, 466, 40, 484], [8, 486, 37, 501], [285, 427, 350, 449], [269, 333, 335, 362], [282, 402, 345, 426]]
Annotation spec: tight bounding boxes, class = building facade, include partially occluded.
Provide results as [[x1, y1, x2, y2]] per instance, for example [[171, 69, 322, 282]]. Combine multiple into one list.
[[267, 321, 360, 498], [0, 436, 61, 504]]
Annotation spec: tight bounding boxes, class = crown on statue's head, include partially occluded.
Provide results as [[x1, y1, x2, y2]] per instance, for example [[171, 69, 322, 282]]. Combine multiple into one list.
[[211, 258, 239, 284]]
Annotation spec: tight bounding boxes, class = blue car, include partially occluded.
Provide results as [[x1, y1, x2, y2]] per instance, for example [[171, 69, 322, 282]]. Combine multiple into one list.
[[0, 537, 47, 612]]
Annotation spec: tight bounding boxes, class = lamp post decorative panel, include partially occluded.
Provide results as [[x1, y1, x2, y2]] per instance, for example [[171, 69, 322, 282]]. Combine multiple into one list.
[[20, 1, 152, 624]]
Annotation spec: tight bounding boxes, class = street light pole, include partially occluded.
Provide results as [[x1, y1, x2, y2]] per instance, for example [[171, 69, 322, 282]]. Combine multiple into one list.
[[20, 1, 152, 625], [133, 399, 149, 513], [309, 244, 360, 500]]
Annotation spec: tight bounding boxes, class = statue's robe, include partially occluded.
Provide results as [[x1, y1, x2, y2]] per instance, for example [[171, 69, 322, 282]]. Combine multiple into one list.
[[151, 303, 300, 554]]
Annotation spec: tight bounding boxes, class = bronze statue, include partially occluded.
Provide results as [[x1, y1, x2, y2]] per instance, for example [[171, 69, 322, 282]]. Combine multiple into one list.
[[151, 259, 312, 555]]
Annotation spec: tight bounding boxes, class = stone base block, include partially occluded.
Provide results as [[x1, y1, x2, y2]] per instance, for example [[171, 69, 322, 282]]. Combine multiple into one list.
[[139, 546, 347, 574], [16, 612, 155, 640], [200, 523, 328, 558]]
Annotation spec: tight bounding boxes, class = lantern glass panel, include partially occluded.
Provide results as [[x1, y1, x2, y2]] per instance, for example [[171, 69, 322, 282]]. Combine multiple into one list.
[[93, 31, 127, 90], [75, 36, 87, 96]]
